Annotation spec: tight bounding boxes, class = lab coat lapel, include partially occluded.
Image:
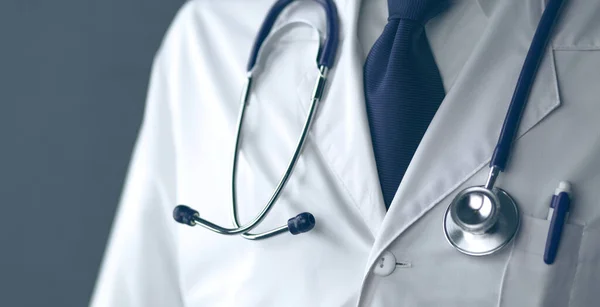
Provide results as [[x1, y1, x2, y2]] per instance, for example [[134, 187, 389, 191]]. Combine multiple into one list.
[[366, 0, 561, 267], [296, 0, 388, 237]]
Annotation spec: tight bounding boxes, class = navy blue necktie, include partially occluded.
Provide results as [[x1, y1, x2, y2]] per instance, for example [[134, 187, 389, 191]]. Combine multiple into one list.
[[364, 0, 448, 209]]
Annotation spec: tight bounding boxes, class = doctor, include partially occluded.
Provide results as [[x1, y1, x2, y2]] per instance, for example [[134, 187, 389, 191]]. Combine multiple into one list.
[[91, 0, 600, 306]]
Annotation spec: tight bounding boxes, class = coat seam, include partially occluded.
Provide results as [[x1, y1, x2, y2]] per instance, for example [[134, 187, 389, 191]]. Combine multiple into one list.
[[295, 70, 377, 238], [309, 136, 377, 238], [552, 45, 600, 51], [496, 240, 516, 307], [567, 227, 587, 306]]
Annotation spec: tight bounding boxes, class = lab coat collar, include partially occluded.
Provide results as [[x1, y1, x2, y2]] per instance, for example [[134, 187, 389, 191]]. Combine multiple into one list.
[[477, 0, 500, 17]]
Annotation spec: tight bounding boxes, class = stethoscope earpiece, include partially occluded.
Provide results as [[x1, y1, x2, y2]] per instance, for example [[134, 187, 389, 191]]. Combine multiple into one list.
[[288, 212, 316, 235], [173, 205, 199, 227]]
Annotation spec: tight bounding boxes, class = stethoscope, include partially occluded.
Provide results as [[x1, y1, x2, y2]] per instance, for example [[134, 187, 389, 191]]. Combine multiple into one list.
[[172, 0, 340, 240], [172, 0, 566, 257]]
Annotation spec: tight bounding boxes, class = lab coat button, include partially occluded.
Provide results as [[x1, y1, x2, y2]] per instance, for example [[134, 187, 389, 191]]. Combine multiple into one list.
[[373, 251, 396, 276]]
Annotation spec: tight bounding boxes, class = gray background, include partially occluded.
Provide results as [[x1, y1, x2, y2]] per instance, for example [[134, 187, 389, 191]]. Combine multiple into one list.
[[0, 1, 184, 306]]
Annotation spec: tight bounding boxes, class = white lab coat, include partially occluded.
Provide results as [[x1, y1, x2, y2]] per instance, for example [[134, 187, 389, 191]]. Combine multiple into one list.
[[90, 0, 600, 306]]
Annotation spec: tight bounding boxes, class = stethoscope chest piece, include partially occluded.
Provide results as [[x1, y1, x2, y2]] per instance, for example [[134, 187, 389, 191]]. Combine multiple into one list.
[[443, 186, 520, 256]]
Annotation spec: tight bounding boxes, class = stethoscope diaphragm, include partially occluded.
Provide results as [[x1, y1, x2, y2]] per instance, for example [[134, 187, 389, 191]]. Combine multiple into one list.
[[444, 186, 520, 256]]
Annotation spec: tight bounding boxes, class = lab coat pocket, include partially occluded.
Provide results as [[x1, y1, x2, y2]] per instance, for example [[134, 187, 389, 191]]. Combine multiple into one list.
[[569, 228, 600, 306], [499, 215, 583, 307]]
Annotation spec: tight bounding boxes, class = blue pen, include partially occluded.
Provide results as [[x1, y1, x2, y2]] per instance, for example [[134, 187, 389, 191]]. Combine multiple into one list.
[[544, 181, 572, 265]]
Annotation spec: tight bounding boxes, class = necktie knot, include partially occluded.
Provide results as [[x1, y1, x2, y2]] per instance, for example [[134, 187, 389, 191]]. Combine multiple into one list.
[[387, 0, 448, 23]]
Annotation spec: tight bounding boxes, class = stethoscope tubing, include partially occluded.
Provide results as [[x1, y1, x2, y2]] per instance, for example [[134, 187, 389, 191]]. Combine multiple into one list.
[[480, 0, 566, 199], [490, 0, 566, 172], [246, 0, 339, 72], [231, 67, 329, 240]]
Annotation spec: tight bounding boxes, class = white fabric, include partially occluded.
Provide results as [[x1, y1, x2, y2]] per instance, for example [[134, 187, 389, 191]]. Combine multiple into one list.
[[90, 0, 600, 306]]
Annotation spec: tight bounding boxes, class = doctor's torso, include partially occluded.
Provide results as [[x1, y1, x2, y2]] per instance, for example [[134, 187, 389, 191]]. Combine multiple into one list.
[[91, 0, 600, 306]]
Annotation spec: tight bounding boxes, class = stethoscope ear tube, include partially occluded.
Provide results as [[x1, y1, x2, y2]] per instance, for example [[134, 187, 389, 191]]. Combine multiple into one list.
[[313, 0, 339, 68], [174, 0, 339, 240], [229, 66, 329, 240]]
